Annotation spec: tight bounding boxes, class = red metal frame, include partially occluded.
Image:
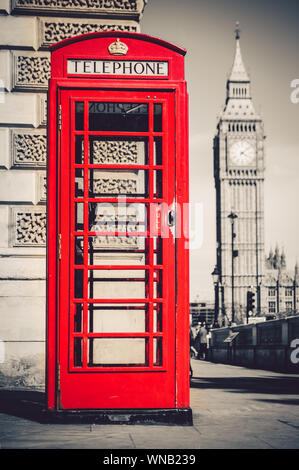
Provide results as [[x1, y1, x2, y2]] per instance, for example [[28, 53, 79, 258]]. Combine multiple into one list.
[[47, 32, 189, 411]]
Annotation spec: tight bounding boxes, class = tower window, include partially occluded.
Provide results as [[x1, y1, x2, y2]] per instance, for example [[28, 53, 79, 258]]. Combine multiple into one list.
[[285, 287, 293, 297], [285, 301, 293, 312], [268, 287, 276, 296], [268, 301, 276, 313]]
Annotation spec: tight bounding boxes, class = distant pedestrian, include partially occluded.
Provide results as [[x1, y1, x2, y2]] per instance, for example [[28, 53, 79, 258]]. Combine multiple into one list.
[[190, 326, 197, 358], [194, 323, 201, 358], [199, 322, 208, 360], [189, 327, 195, 377]]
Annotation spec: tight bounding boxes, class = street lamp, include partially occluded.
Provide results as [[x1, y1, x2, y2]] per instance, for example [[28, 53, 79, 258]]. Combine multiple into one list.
[[212, 266, 220, 327], [228, 211, 238, 323]]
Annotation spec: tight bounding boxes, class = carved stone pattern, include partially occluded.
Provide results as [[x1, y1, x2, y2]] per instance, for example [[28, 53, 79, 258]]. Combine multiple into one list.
[[13, 133, 47, 166], [92, 140, 138, 164], [16, 56, 50, 87], [93, 213, 138, 230], [39, 175, 47, 202], [93, 178, 137, 194], [15, 211, 46, 246], [40, 96, 47, 127], [93, 235, 138, 249], [91, 213, 139, 249], [14, 0, 137, 11], [43, 22, 136, 46]]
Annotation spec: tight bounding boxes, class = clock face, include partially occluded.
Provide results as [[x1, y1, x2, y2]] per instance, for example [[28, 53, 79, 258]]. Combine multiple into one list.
[[230, 141, 255, 165]]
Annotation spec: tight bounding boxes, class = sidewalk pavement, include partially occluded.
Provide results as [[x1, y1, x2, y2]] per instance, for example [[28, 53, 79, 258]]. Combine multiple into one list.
[[0, 360, 299, 449]]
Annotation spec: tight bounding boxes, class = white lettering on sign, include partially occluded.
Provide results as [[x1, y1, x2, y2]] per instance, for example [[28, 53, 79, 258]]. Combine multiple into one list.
[[67, 59, 168, 77]]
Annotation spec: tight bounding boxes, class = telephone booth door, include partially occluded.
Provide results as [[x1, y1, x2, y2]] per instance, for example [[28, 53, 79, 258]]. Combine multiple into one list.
[[59, 89, 175, 409], [47, 32, 190, 415]]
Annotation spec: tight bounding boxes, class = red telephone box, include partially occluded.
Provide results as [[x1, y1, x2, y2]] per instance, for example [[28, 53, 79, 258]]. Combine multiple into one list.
[[47, 31, 190, 423]]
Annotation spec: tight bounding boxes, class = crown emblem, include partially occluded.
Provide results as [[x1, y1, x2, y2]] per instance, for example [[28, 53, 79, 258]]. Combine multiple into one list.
[[108, 38, 128, 56]]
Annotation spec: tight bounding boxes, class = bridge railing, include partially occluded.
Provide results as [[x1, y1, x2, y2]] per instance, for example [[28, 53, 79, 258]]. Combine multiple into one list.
[[209, 316, 299, 373]]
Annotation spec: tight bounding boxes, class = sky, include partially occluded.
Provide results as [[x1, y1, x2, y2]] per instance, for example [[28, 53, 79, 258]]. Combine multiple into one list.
[[142, 0, 299, 301]]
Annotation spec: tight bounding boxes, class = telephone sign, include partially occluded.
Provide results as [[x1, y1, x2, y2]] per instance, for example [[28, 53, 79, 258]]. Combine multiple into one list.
[[47, 32, 190, 423], [67, 59, 169, 76]]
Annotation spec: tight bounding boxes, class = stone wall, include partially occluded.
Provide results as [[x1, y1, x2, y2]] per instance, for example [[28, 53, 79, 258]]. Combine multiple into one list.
[[0, 0, 147, 389]]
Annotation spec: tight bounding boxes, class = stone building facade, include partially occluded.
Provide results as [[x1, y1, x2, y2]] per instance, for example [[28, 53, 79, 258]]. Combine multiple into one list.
[[262, 247, 299, 317], [0, 0, 147, 388]]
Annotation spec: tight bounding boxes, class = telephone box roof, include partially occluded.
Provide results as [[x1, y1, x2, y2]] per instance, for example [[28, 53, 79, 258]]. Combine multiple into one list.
[[50, 31, 187, 56]]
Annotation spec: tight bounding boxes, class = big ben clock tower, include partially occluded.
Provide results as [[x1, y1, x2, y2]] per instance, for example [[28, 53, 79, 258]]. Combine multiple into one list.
[[214, 24, 265, 324]]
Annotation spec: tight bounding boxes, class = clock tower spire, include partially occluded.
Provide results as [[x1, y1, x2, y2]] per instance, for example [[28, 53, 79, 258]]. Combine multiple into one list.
[[213, 24, 265, 324], [222, 23, 259, 121]]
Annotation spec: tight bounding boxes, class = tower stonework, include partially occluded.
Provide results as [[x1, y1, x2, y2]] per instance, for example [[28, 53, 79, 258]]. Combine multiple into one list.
[[214, 27, 265, 324], [0, 1, 147, 388]]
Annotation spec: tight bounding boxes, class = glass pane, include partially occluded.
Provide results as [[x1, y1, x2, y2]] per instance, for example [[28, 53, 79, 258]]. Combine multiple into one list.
[[75, 203, 84, 231], [75, 135, 84, 164], [153, 337, 163, 366], [89, 102, 149, 132], [153, 270, 163, 299], [75, 168, 84, 197], [74, 269, 83, 299], [75, 102, 84, 130], [154, 137, 163, 165], [88, 338, 147, 366], [74, 236, 84, 265], [89, 137, 148, 165], [89, 169, 148, 198], [88, 269, 146, 300], [74, 338, 83, 367], [89, 202, 147, 233], [154, 104, 162, 132], [153, 304, 163, 332], [154, 237, 163, 265], [88, 304, 147, 333], [154, 170, 163, 198], [88, 235, 145, 258], [74, 303, 83, 332]]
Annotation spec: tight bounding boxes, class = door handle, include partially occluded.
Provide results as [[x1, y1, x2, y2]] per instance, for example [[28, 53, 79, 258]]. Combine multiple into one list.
[[167, 210, 175, 227]]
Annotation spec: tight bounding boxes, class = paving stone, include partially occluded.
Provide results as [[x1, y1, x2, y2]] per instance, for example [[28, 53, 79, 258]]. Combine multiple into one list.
[[0, 361, 299, 449]]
